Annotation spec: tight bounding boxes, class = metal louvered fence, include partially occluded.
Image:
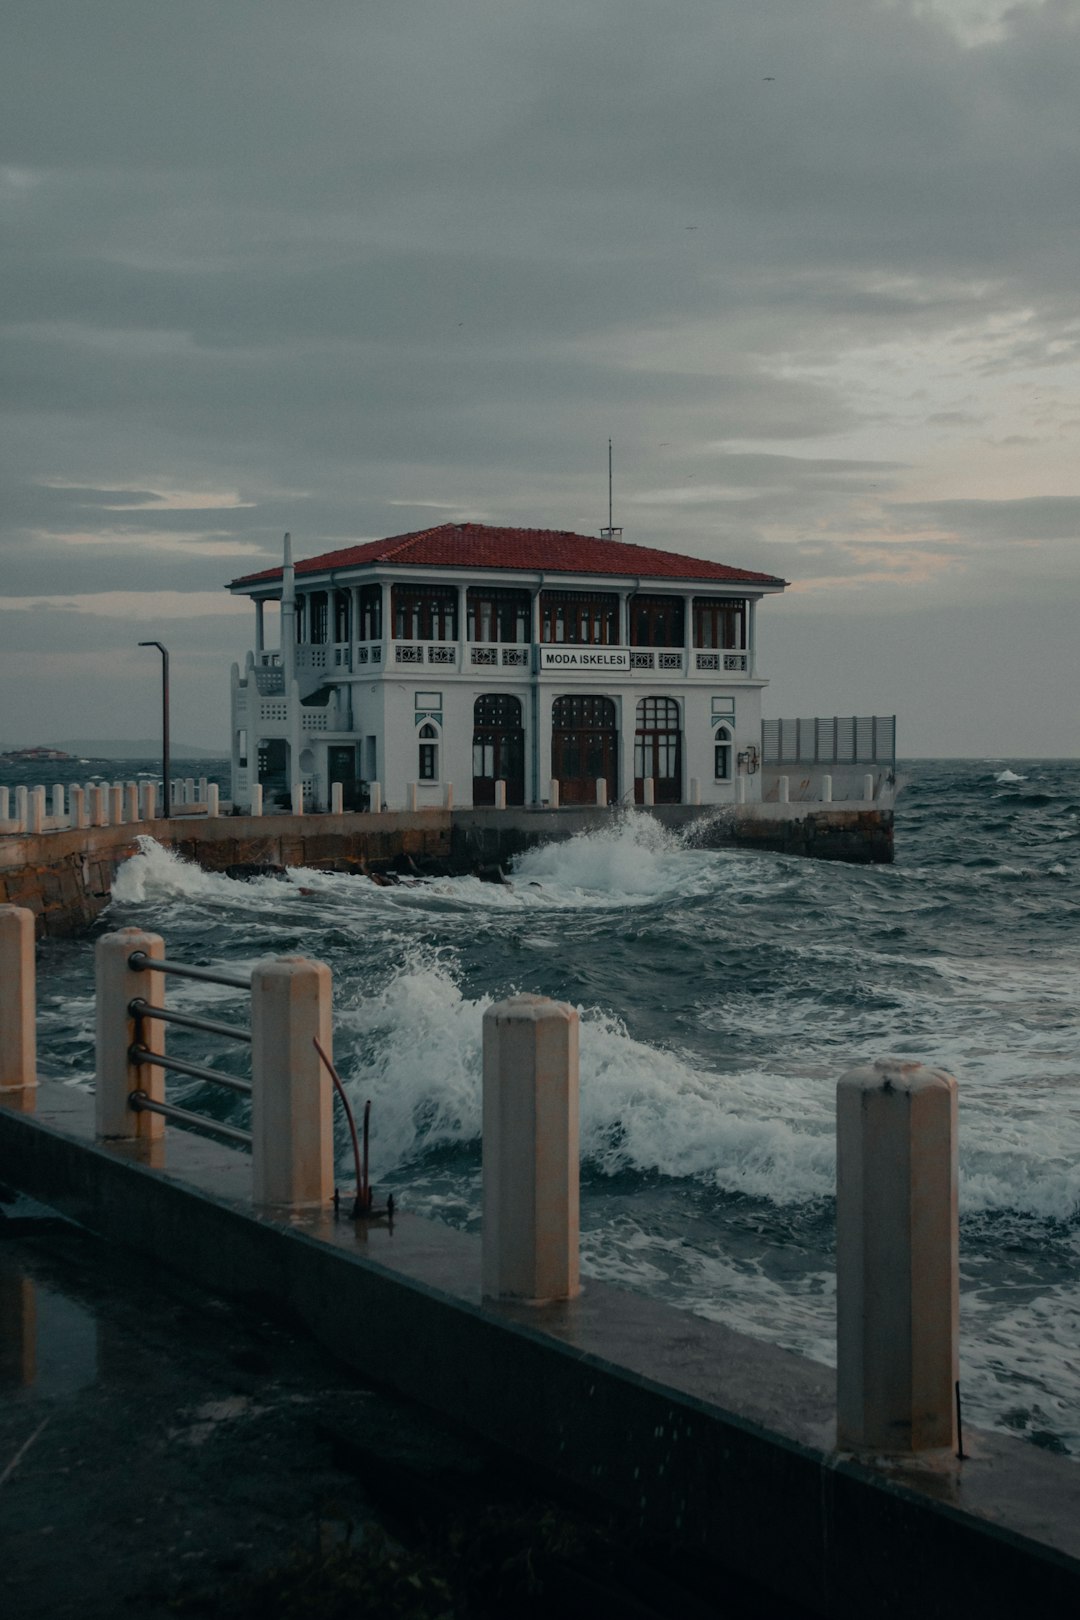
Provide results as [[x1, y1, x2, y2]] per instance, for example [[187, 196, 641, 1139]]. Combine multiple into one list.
[[761, 716, 896, 769]]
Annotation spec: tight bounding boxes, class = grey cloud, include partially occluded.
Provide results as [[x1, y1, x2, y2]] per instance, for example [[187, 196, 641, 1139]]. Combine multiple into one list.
[[886, 496, 1080, 542]]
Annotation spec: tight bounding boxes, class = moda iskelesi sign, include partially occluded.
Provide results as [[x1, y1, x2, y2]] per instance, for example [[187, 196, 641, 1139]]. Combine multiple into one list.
[[538, 647, 630, 672]]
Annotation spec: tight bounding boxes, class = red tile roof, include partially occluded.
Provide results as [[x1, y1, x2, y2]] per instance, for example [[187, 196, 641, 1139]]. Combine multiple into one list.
[[229, 523, 786, 590]]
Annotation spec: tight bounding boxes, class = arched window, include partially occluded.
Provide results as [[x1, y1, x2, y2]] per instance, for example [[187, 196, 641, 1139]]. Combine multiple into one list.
[[418, 721, 440, 781], [714, 724, 733, 781]]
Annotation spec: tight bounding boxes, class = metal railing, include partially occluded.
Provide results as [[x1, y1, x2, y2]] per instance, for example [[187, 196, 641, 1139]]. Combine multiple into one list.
[[126, 952, 254, 1146]]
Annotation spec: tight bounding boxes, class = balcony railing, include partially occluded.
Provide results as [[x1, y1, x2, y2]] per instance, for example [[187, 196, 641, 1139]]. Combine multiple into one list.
[[260, 641, 753, 677]]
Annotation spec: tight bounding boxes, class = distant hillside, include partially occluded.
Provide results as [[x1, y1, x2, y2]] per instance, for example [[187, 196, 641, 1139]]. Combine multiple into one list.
[[51, 739, 227, 760]]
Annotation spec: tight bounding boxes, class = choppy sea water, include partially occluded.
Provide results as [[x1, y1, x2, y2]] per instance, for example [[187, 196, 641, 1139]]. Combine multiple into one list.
[[27, 758, 1080, 1457]]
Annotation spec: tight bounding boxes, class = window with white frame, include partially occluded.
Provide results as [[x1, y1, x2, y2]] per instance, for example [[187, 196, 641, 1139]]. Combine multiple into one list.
[[714, 723, 733, 780], [418, 721, 440, 781]]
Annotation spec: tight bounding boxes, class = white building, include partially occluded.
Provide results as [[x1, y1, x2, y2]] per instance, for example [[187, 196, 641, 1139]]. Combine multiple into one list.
[[227, 523, 786, 812]]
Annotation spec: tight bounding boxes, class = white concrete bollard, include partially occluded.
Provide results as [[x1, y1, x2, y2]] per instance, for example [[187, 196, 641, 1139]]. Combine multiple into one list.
[[595, 778, 607, 808], [125, 783, 139, 823], [198, 776, 208, 803], [369, 781, 382, 814], [494, 780, 507, 810], [28, 787, 45, 834], [836, 1060, 959, 1454], [251, 957, 333, 1207], [207, 784, 219, 818], [408, 782, 418, 813], [482, 995, 580, 1303], [0, 905, 36, 1094], [109, 784, 124, 824], [185, 777, 196, 805], [822, 774, 833, 804], [778, 775, 789, 804], [737, 775, 747, 804], [444, 782, 454, 809], [92, 785, 109, 826], [95, 928, 166, 1140], [68, 786, 84, 829], [643, 778, 655, 806], [291, 782, 304, 816], [15, 786, 29, 831], [53, 784, 65, 822], [142, 782, 157, 821], [331, 782, 343, 815], [690, 777, 701, 806], [549, 779, 560, 809], [250, 784, 263, 816], [0, 787, 8, 823], [864, 772, 875, 801]]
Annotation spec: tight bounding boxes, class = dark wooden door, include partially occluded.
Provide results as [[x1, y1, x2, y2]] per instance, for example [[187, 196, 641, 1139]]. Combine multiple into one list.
[[473, 695, 525, 805], [328, 745, 359, 810], [634, 697, 682, 804], [551, 695, 617, 806]]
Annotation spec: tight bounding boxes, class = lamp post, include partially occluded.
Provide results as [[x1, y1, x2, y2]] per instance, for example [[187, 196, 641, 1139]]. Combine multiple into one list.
[[138, 641, 171, 819]]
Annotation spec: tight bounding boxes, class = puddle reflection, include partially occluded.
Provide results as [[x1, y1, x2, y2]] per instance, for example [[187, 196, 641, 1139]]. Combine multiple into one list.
[[0, 1265, 98, 1395]]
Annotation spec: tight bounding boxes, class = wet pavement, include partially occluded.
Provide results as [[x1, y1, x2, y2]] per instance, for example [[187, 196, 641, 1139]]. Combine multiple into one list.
[[0, 1189, 807, 1619]]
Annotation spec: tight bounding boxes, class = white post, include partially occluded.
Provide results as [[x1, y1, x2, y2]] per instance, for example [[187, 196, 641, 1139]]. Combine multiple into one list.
[[53, 784, 65, 822], [251, 784, 263, 817], [92, 785, 109, 826], [643, 778, 655, 806], [549, 779, 560, 809], [125, 783, 139, 823], [0, 787, 8, 822], [836, 1060, 959, 1454], [369, 781, 382, 814], [822, 773, 833, 804], [291, 782, 304, 816], [0, 906, 36, 1095], [250, 956, 333, 1207], [331, 782, 343, 815], [207, 784, 220, 818], [142, 782, 158, 821], [109, 784, 124, 824], [185, 776, 196, 804], [482, 994, 580, 1302], [408, 782, 418, 812], [778, 775, 789, 804], [15, 786, 29, 831], [94, 928, 166, 1140], [690, 777, 701, 806], [198, 775, 208, 803], [595, 778, 607, 807], [494, 780, 507, 810], [68, 786, 84, 829], [28, 787, 45, 834], [863, 772, 875, 801]]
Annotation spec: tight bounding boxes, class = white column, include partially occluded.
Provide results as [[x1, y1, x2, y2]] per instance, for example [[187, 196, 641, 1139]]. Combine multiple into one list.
[[778, 775, 789, 804], [837, 1060, 959, 1454], [198, 775, 208, 803], [69, 786, 85, 829], [142, 782, 157, 820], [822, 774, 833, 804], [28, 787, 45, 834], [444, 782, 454, 809], [407, 782, 418, 812], [369, 781, 382, 814], [251, 957, 333, 1208], [125, 783, 139, 822], [595, 778, 607, 807], [549, 779, 559, 808], [109, 784, 124, 824], [864, 772, 875, 801], [0, 905, 36, 1094], [207, 784, 220, 818], [91, 785, 108, 826], [52, 784, 65, 822], [94, 928, 166, 1140], [482, 994, 580, 1302], [14, 786, 28, 831], [331, 781, 343, 814], [251, 784, 264, 816], [690, 777, 701, 806], [494, 780, 507, 810], [291, 782, 304, 816], [643, 778, 655, 806], [185, 776, 196, 805], [0, 787, 8, 823], [683, 593, 695, 678]]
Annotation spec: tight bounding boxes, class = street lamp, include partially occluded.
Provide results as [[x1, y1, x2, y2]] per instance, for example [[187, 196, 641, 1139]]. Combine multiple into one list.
[[138, 641, 171, 819]]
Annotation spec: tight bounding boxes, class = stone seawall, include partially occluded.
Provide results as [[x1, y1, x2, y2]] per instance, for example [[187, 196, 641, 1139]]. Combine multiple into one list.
[[0, 801, 893, 937]]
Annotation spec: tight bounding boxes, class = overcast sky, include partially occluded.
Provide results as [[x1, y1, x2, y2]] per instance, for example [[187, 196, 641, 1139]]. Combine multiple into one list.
[[3, 0, 1078, 755]]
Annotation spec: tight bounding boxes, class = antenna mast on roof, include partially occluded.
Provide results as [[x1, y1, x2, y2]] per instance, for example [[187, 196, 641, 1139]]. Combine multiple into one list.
[[600, 438, 622, 539]]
